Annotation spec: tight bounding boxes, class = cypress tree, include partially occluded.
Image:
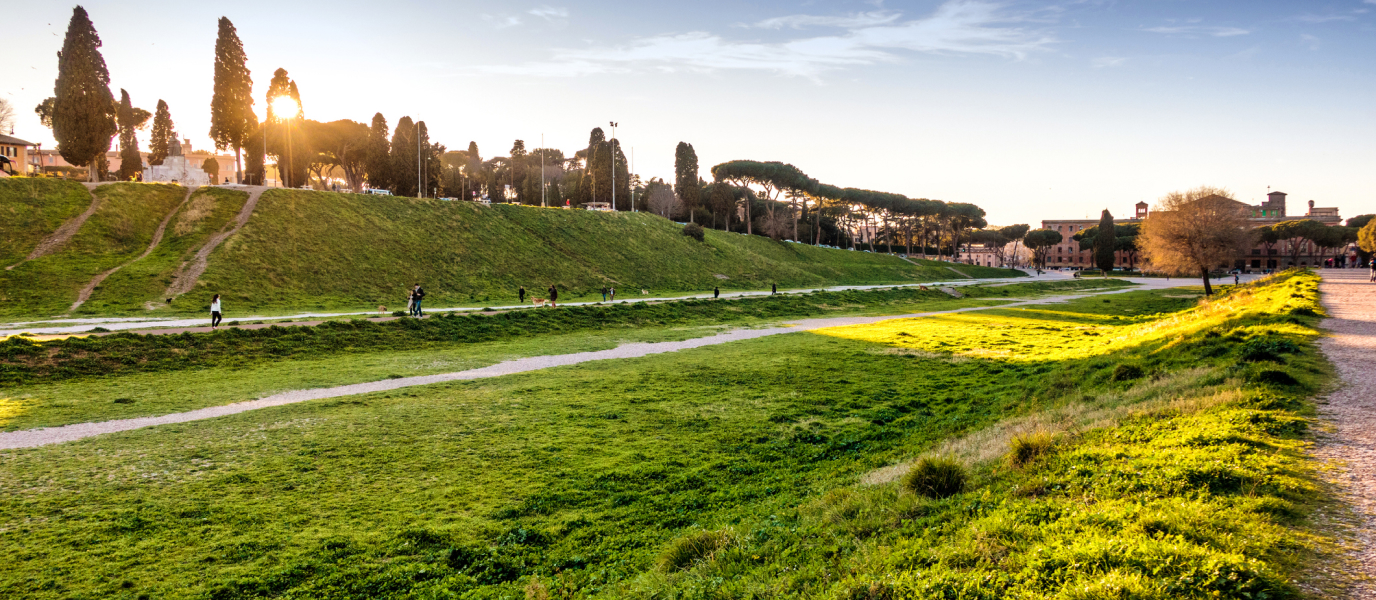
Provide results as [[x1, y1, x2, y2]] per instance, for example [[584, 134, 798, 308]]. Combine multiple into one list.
[[148, 100, 173, 166], [466, 141, 481, 199], [115, 89, 142, 181], [675, 142, 700, 223], [244, 124, 265, 185], [1094, 209, 1117, 274], [365, 113, 391, 191], [209, 17, 255, 183], [265, 69, 304, 187], [416, 121, 431, 198], [390, 116, 417, 197], [53, 6, 117, 181]]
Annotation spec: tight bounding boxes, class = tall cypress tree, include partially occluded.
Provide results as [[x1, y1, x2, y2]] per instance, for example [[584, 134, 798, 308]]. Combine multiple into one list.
[[416, 121, 431, 198], [389, 116, 417, 198], [148, 100, 174, 166], [53, 6, 117, 181], [365, 113, 391, 191], [675, 142, 700, 223], [209, 17, 255, 184], [465, 141, 481, 199], [115, 89, 142, 181], [244, 124, 265, 185], [1094, 209, 1117, 274], [265, 69, 305, 187]]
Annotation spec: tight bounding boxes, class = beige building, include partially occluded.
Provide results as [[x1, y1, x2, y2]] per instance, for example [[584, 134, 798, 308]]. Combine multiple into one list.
[[31, 139, 237, 183], [0, 134, 36, 175]]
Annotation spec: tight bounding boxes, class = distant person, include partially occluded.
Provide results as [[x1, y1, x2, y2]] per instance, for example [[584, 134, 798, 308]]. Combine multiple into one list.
[[609, 287, 615, 302], [601, 286, 608, 302], [714, 286, 720, 299], [210, 294, 223, 330], [1234, 273, 1240, 285], [1370, 261, 1376, 282], [548, 284, 558, 307], [519, 286, 526, 304], [771, 283, 777, 295], [410, 284, 426, 316]]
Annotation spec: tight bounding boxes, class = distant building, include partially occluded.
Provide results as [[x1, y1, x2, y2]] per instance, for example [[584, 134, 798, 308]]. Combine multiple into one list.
[[0, 134, 37, 175], [30, 139, 237, 183]]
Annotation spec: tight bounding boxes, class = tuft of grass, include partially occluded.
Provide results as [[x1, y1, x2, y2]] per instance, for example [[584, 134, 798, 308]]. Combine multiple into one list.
[[1111, 363, 1144, 381], [1006, 430, 1056, 468], [656, 529, 733, 572], [900, 456, 967, 498]]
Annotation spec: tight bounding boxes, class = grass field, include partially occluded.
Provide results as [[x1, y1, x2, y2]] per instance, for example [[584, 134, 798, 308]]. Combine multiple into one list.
[[0, 272, 1334, 599], [0, 178, 93, 267]]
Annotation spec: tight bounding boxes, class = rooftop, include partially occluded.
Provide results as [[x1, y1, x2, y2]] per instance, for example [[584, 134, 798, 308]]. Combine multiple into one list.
[[0, 134, 35, 146]]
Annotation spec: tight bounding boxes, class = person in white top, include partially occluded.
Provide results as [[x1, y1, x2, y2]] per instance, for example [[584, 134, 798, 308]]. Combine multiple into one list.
[[210, 294, 223, 329]]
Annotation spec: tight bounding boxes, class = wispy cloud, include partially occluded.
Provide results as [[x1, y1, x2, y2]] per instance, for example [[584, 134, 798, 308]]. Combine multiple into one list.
[[528, 6, 569, 21], [1144, 25, 1249, 37], [749, 11, 901, 30], [1091, 56, 1125, 68], [475, 1, 1055, 80], [1300, 33, 1321, 50], [483, 14, 523, 29], [1293, 14, 1354, 23]]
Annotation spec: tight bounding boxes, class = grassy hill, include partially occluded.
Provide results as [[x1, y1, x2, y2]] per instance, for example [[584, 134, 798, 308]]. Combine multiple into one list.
[[0, 182, 1019, 318]]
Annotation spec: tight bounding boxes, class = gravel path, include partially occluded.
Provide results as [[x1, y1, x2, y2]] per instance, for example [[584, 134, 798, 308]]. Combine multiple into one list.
[[0, 287, 1176, 450], [68, 186, 195, 312], [164, 185, 267, 297], [1313, 269, 1376, 594], [5, 183, 101, 271]]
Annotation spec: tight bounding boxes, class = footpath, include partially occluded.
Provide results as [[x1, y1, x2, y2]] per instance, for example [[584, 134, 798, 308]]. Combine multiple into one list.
[[1313, 270, 1376, 594]]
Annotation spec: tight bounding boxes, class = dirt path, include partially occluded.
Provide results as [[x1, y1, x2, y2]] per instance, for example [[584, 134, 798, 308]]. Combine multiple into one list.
[[164, 185, 266, 297], [0, 285, 1192, 450], [67, 186, 195, 312], [4, 183, 101, 271], [1313, 269, 1376, 595], [946, 266, 974, 278]]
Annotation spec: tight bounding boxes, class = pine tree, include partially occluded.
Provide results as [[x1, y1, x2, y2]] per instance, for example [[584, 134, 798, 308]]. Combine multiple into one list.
[[209, 17, 255, 183], [53, 6, 117, 181], [148, 100, 174, 166], [1094, 209, 1117, 274], [115, 89, 142, 181], [390, 116, 417, 198], [675, 142, 700, 223], [365, 113, 391, 191]]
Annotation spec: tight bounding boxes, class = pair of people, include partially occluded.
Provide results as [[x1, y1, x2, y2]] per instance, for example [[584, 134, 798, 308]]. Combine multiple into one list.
[[407, 284, 425, 317]]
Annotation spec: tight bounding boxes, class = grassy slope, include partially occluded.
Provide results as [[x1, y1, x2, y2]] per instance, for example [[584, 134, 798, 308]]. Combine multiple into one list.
[[0, 178, 93, 266], [0, 183, 186, 318], [184, 190, 1015, 313], [0, 275, 1329, 599], [80, 187, 249, 314]]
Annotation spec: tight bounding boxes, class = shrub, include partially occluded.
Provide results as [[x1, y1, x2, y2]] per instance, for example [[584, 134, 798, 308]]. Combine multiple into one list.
[[1239, 338, 1300, 362], [392, 311, 407, 317], [682, 222, 705, 242], [900, 456, 967, 499], [1111, 364, 1144, 381], [1007, 431, 1055, 468], [656, 529, 731, 572], [1253, 369, 1300, 387]]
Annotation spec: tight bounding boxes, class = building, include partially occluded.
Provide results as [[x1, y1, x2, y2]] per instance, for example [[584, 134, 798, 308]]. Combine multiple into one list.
[[0, 134, 36, 175], [30, 139, 237, 183], [1039, 191, 1347, 271]]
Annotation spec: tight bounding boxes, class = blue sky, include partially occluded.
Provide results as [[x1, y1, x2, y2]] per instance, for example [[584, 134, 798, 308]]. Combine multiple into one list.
[[4, 0, 1374, 224]]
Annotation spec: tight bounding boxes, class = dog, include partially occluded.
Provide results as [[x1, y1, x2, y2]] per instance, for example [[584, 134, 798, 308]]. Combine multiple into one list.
[[641, 289, 649, 295], [378, 305, 387, 315], [531, 298, 548, 307]]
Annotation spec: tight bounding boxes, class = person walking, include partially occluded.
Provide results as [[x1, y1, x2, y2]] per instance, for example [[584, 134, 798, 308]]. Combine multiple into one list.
[[410, 283, 426, 317], [601, 286, 608, 302], [609, 287, 616, 302], [713, 286, 720, 299], [548, 284, 558, 307], [1234, 273, 1240, 286], [210, 294, 223, 330], [1369, 260, 1376, 283], [771, 283, 777, 295], [518, 286, 526, 304]]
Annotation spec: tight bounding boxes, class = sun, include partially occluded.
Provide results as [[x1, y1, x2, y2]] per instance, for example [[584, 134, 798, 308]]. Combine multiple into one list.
[[271, 95, 300, 119]]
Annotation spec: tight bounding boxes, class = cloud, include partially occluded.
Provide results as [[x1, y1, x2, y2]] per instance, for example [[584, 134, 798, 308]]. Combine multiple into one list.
[[1144, 25, 1249, 37], [1301, 33, 1321, 50], [475, 1, 1055, 80], [1091, 56, 1125, 68], [1293, 14, 1354, 23], [750, 11, 901, 29], [482, 14, 523, 29], [528, 6, 569, 21]]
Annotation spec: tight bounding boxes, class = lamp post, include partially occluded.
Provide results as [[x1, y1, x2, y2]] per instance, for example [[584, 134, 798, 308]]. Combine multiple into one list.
[[609, 121, 617, 211], [541, 133, 546, 207]]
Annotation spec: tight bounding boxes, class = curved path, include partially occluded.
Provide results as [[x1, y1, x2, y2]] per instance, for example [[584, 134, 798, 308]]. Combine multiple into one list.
[[1313, 269, 1376, 595], [68, 186, 195, 312], [164, 185, 266, 297], [0, 282, 1205, 450], [5, 183, 101, 271]]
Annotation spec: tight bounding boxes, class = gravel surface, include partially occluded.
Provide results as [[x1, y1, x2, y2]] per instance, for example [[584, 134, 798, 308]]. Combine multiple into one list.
[[1314, 269, 1376, 595], [0, 286, 1193, 450]]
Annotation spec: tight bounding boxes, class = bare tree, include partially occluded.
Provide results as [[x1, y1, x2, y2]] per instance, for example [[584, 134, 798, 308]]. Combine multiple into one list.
[[648, 184, 679, 218], [0, 98, 14, 133], [1139, 186, 1252, 295]]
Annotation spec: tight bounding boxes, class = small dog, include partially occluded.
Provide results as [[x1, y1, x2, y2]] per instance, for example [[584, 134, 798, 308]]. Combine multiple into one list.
[[378, 305, 387, 315], [640, 289, 649, 295], [532, 298, 548, 307]]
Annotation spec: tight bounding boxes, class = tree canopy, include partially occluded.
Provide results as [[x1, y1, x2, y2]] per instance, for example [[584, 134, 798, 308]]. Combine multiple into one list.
[[52, 6, 117, 179], [209, 17, 255, 183], [1139, 186, 1251, 295]]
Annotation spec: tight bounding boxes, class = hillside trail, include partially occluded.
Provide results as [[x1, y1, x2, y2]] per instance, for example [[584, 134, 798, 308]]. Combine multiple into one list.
[[164, 185, 266, 298], [4, 183, 101, 271], [67, 186, 196, 312], [1313, 269, 1376, 595], [0, 281, 1204, 450]]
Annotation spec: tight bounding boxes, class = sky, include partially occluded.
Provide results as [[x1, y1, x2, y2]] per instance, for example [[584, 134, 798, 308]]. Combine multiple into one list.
[[3, 0, 1375, 225]]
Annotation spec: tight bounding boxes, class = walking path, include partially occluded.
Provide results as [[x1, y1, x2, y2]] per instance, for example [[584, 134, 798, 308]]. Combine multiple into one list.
[[68, 187, 196, 312], [0, 280, 1207, 450], [1313, 269, 1376, 594], [5, 183, 101, 271], [164, 185, 267, 298]]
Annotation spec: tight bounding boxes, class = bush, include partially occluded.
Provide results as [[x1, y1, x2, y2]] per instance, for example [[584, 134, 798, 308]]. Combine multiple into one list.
[[1111, 364, 1144, 381], [656, 529, 731, 572], [1239, 338, 1301, 362], [1007, 431, 1055, 468], [1253, 369, 1300, 387], [900, 456, 967, 499], [682, 222, 705, 242]]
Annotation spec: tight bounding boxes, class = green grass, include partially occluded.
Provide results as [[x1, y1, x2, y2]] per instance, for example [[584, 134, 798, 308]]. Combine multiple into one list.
[[0, 178, 93, 266], [0, 182, 187, 318], [0, 272, 1335, 599]]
